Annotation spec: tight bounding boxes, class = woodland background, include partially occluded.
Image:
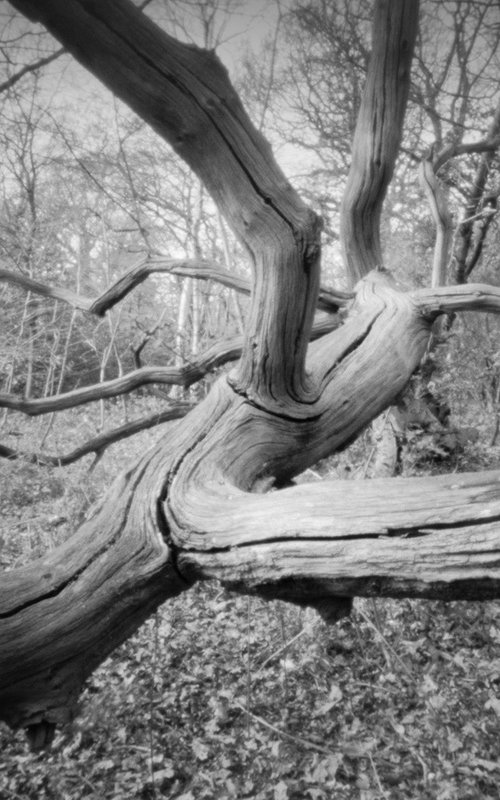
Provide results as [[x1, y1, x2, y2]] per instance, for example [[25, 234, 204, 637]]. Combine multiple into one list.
[[1, 0, 500, 797]]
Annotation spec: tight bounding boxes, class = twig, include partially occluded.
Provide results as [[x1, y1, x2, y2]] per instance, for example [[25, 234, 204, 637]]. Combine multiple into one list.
[[234, 702, 335, 756], [254, 627, 309, 675], [368, 753, 389, 798], [356, 606, 413, 679]]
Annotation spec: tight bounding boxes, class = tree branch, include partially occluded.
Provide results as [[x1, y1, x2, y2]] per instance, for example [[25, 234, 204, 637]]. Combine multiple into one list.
[[0, 258, 249, 316], [0, 47, 65, 95], [0, 312, 342, 416], [178, 468, 500, 603], [412, 282, 500, 317], [0, 403, 192, 465], [433, 136, 500, 174], [340, 0, 419, 284], [8, 0, 322, 409], [0, 338, 244, 415], [453, 99, 500, 282], [1, 257, 349, 316], [4, 0, 500, 749], [0, 267, 95, 311]]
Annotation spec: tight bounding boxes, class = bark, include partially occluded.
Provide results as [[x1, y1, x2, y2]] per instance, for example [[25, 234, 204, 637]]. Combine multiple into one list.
[[2, 0, 500, 745], [339, 0, 420, 478], [3, 270, 500, 738], [340, 0, 419, 284]]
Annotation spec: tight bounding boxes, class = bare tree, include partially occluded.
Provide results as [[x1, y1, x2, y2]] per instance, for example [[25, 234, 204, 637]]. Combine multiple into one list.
[[2, 0, 500, 752]]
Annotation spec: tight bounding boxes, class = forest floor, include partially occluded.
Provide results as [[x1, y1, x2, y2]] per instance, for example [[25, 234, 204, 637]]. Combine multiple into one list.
[[1, 402, 500, 800]]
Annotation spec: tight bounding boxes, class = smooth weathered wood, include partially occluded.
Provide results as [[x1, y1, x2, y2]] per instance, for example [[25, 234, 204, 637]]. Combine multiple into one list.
[[340, 0, 419, 284]]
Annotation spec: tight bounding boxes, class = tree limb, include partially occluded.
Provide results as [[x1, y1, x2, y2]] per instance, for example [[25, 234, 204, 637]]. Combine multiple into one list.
[[0, 47, 65, 95], [0, 338, 244, 415], [1, 257, 349, 316], [0, 258, 249, 316], [0, 267, 95, 312], [412, 282, 500, 317], [0, 313, 341, 416], [433, 135, 500, 174], [340, 0, 419, 284], [0, 403, 192, 465]]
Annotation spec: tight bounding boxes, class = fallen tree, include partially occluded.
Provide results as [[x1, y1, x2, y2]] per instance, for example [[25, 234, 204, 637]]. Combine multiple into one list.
[[1, 0, 500, 750]]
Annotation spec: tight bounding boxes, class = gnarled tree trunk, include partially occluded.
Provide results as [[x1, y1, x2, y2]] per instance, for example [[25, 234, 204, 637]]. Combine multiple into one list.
[[2, 0, 500, 748]]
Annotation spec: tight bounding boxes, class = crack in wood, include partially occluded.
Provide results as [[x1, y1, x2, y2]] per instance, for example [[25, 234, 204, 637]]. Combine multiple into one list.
[[0, 465, 148, 619]]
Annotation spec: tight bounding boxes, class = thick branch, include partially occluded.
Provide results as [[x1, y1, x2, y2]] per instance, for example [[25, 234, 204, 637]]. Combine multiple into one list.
[[178, 471, 500, 603], [0, 267, 95, 311], [9, 0, 321, 405], [0, 258, 248, 316], [340, 0, 419, 284], [89, 258, 251, 316], [0, 447, 192, 731], [412, 283, 500, 317], [433, 135, 500, 174], [4, 0, 500, 750]]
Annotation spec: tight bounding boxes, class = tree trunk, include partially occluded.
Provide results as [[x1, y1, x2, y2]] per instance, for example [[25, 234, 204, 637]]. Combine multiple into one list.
[[3, 0, 500, 745]]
